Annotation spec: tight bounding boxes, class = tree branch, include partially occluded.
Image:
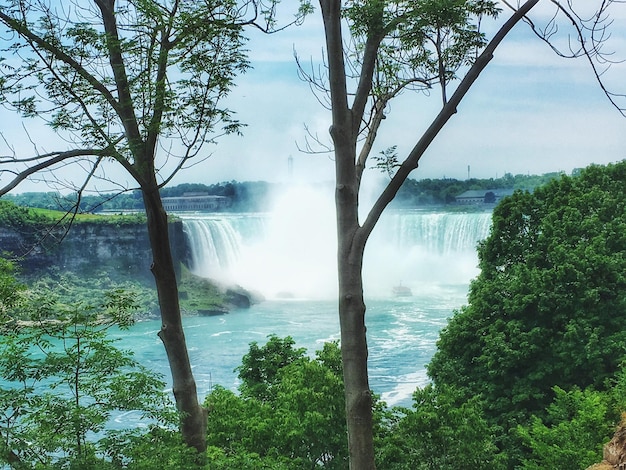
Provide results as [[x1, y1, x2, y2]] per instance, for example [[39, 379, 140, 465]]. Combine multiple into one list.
[[94, 0, 144, 156], [351, 13, 386, 136], [0, 148, 113, 196], [547, 0, 625, 116], [0, 9, 121, 117], [358, 0, 541, 244]]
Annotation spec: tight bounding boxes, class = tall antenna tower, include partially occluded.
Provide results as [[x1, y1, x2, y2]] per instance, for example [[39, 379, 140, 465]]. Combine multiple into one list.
[[467, 164, 471, 180]]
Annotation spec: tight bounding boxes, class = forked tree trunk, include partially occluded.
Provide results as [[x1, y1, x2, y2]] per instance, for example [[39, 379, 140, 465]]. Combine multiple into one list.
[[142, 182, 207, 453]]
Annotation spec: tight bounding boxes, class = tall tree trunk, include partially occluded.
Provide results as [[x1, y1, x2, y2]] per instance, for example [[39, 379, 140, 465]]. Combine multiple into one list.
[[337, 232, 375, 470], [142, 181, 207, 453], [321, 0, 377, 465], [335, 140, 376, 469]]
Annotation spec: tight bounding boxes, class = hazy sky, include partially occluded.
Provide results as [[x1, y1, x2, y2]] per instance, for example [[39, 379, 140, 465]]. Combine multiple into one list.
[[1, 1, 625, 194]]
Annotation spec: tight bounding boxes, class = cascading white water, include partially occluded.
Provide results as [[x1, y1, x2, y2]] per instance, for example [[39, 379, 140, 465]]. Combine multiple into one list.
[[363, 210, 492, 296], [182, 186, 338, 298], [381, 211, 493, 253], [180, 186, 493, 299], [183, 214, 266, 277]]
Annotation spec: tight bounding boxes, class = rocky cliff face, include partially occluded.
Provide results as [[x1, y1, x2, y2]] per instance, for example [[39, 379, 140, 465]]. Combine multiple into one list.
[[0, 220, 188, 283], [587, 414, 626, 470]]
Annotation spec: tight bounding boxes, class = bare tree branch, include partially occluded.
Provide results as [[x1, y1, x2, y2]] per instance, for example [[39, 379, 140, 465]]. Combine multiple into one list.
[[502, 0, 626, 116]]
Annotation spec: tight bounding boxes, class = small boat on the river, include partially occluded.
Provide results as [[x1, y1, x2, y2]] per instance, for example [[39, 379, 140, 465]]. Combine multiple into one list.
[[392, 283, 413, 297]]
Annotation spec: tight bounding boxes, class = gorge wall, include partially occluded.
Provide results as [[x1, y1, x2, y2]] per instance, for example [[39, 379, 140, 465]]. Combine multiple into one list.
[[0, 220, 189, 283]]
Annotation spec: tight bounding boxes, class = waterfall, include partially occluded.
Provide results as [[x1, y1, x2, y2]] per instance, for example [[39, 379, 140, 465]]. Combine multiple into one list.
[[380, 211, 493, 254], [182, 214, 266, 279], [180, 202, 492, 299], [365, 210, 492, 295]]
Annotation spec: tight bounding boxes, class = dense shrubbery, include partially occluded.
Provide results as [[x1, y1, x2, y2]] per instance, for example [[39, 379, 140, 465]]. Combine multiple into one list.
[[204, 336, 505, 469], [205, 336, 348, 468], [0, 200, 51, 228], [1, 199, 147, 223]]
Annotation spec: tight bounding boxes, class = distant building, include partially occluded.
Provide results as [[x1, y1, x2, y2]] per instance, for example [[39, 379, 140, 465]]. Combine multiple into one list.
[[161, 192, 231, 212], [455, 188, 515, 205]]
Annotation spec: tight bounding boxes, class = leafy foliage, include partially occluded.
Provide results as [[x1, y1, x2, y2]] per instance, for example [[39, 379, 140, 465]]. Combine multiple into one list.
[[0, 284, 176, 468], [376, 384, 502, 469], [0, 200, 53, 229], [340, 0, 500, 115], [517, 366, 626, 469], [235, 335, 306, 402], [0, 0, 249, 151], [428, 161, 626, 463], [0, 258, 24, 318], [208, 336, 518, 469], [206, 336, 348, 468], [517, 386, 612, 469], [101, 425, 200, 470], [371, 146, 400, 178]]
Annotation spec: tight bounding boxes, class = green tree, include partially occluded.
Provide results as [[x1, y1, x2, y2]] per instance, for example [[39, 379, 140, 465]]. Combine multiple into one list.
[[516, 356, 626, 469], [310, 0, 598, 466], [205, 337, 348, 469], [0, 285, 173, 468], [236, 334, 306, 402], [0, 0, 309, 453], [377, 384, 502, 469], [428, 161, 626, 464], [517, 386, 613, 470], [314, 0, 622, 463], [272, 341, 347, 468]]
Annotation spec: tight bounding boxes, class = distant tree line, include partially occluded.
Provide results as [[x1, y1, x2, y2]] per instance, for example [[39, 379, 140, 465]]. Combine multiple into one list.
[[3, 172, 566, 213], [3, 181, 274, 214], [392, 171, 565, 206]]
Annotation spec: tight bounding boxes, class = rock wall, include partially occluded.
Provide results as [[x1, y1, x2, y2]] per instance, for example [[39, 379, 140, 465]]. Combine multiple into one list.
[[587, 414, 626, 470], [0, 220, 188, 283]]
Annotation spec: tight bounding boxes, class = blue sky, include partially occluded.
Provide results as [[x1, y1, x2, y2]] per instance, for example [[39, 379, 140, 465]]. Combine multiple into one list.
[[2, 1, 625, 193], [171, 1, 626, 188]]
